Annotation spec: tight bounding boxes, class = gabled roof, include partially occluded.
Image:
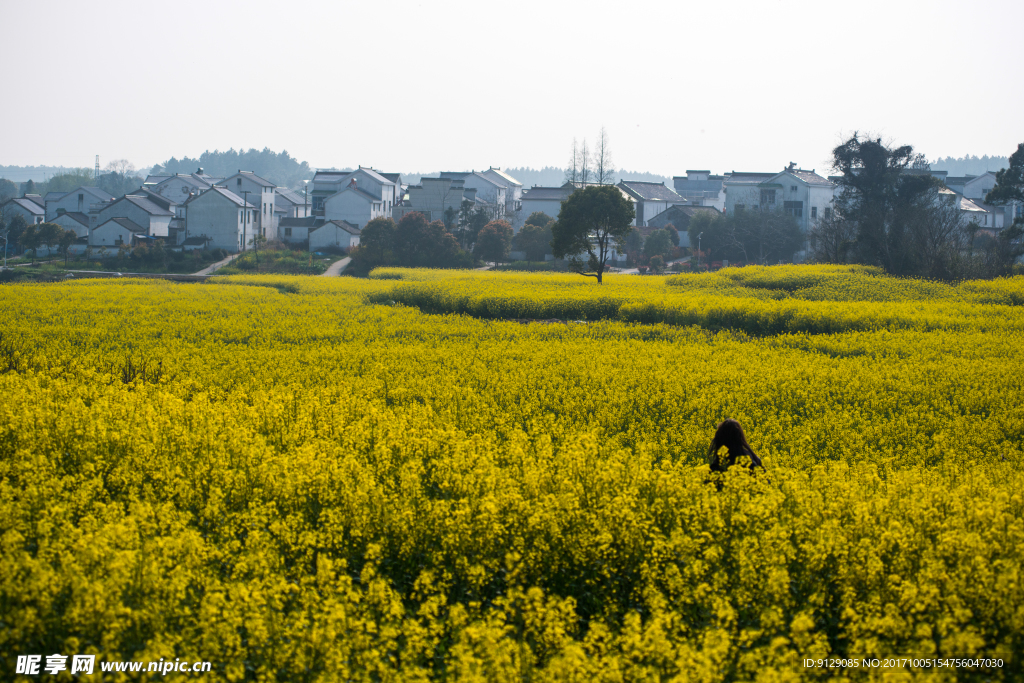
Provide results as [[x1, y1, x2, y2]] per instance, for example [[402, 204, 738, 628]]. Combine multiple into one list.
[[274, 187, 307, 205], [618, 180, 684, 202], [61, 186, 116, 203], [144, 174, 172, 185], [485, 168, 523, 187], [315, 219, 361, 235], [346, 167, 393, 185], [104, 194, 174, 216], [313, 170, 352, 183], [56, 211, 91, 227], [4, 197, 45, 215], [156, 174, 214, 192], [724, 172, 776, 185], [331, 185, 381, 202], [279, 216, 324, 228], [24, 194, 45, 207], [135, 187, 179, 209], [766, 169, 834, 187], [440, 171, 505, 189], [522, 186, 571, 201], [224, 170, 276, 188], [97, 216, 147, 233], [44, 191, 65, 202], [190, 186, 255, 208], [378, 172, 401, 184], [960, 197, 988, 213]]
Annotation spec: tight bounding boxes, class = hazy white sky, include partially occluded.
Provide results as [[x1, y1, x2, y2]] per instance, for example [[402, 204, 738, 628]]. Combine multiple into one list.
[[1, 0, 1021, 176]]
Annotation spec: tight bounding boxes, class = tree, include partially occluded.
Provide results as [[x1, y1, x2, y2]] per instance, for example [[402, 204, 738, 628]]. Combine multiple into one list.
[[551, 185, 635, 283], [831, 133, 938, 274], [643, 229, 673, 260], [809, 209, 856, 264], [564, 138, 591, 187], [986, 142, 1024, 205], [6, 214, 28, 253], [393, 212, 467, 268], [35, 222, 65, 257], [58, 229, 77, 266], [594, 127, 615, 185], [729, 207, 804, 264], [0, 178, 19, 202], [514, 222, 553, 261], [360, 217, 396, 264], [45, 169, 95, 195], [623, 227, 644, 265], [443, 206, 458, 231], [664, 224, 680, 247], [649, 255, 665, 274], [474, 220, 513, 265], [524, 211, 554, 228], [20, 224, 41, 257]]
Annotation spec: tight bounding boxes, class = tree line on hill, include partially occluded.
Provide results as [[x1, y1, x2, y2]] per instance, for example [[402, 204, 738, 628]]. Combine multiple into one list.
[[0, 160, 143, 204], [929, 154, 1010, 178], [151, 148, 313, 190]]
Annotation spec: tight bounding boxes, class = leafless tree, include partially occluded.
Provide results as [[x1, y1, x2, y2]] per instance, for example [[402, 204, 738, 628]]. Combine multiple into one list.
[[809, 209, 857, 263], [595, 127, 614, 185], [104, 159, 137, 182], [564, 137, 592, 187]]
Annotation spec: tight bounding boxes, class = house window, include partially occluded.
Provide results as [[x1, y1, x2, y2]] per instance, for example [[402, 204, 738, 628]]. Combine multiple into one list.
[[285, 228, 292, 237], [760, 189, 776, 205], [784, 201, 803, 218], [790, 185, 797, 192], [824, 207, 832, 219], [811, 206, 817, 219]]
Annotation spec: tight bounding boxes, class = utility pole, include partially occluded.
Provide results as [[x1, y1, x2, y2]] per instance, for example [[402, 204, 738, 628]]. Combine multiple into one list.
[[241, 190, 250, 252]]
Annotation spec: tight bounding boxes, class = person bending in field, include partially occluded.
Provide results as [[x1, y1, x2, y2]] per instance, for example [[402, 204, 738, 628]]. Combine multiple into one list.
[[708, 418, 765, 473]]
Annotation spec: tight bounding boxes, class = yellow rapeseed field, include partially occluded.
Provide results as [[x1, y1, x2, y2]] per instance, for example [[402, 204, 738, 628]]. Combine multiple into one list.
[[1, 266, 1022, 681]]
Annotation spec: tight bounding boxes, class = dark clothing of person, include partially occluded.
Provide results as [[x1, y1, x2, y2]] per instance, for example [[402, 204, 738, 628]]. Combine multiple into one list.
[[709, 449, 765, 473]]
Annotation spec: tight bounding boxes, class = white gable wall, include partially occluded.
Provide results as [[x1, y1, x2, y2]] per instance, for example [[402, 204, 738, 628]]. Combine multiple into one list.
[[324, 190, 381, 228]]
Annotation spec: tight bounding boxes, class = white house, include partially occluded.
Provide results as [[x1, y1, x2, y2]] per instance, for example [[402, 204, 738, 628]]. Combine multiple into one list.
[[221, 171, 278, 240], [480, 168, 524, 223], [723, 164, 836, 234], [50, 211, 91, 238], [323, 181, 386, 228], [151, 170, 223, 204], [672, 171, 726, 211], [275, 187, 310, 218], [278, 217, 321, 244], [45, 186, 114, 221], [311, 167, 398, 222], [310, 220, 360, 250], [1, 197, 45, 225], [439, 171, 507, 220], [399, 177, 468, 223], [617, 180, 685, 227], [184, 186, 257, 252], [96, 195, 174, 237], [90, 217, 147, 248], [520, 183, 637, 226]]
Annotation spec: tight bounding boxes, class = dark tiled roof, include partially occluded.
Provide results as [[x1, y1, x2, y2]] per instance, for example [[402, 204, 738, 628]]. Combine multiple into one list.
[[725, 172, 776, 184], [378, 172, 401, 184], [618, 181, 683, 202], [24, 194, 45, 207], [227, 171, 276, 187], [274, 187, 307, 205], [279, 216, 323, 228], [59, 211, 91, 227], [317, 219, 361, 235], [485, 168, 523, 186], [5, 197, 45, 214], [522, 186, 571, 201], [788, 169, 834, 187], [203, 186, 255, 208], [99, 217, 147, 233], [118, 194, 174, 216]]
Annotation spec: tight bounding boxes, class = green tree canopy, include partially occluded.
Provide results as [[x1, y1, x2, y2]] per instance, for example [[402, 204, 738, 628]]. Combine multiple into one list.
[[643, 229, 673, 260], [986, 142, 1024, 206], [513, 222, 553, 262], [474, 220, 513, 264], [524, 211, 554, 228], [360, 217, 397, 264], [153, 148, 314, 190], [551, 185, 635, 283]]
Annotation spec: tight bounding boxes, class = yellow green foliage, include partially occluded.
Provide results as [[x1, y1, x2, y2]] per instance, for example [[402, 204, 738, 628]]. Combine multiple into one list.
[[1, 267, 1022, 681]]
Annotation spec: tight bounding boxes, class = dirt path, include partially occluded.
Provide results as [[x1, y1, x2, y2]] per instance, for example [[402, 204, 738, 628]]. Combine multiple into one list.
[[320, 257, 351, 277], [193, 253, 240, 276]]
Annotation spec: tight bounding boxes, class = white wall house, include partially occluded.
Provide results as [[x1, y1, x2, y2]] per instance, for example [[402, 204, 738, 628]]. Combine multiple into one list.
[[90, 217, 147, 247], [672, 171, 726, 211], [184, 186, 257, 252], [51, 211, 91, 238], [310, 220, 360, 250], [757, 166, 837, 234], [323, 182, 385, 228], [439, 171, 507, 220], [222, 171, 278, 240], [46, 186, 114, 221], [311, 168, 399, 222], [480, 168, 524, 225], [2, 197, 45, 225], [399, 177, 468, 223], [617, 180, 685, 227], [275, 187, 310, 218], [520, 183, 637, 226], [278, 217, 320, 244], [150, 171, 222, 204], [96, 195, 173, 237]]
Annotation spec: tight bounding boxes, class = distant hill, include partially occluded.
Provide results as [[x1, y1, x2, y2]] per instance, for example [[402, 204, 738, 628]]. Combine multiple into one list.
[[0, 165, 80, 182], [930, 155, 1009, 177]]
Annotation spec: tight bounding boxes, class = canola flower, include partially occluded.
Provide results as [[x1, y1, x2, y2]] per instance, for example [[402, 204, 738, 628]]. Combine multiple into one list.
[[0, 267, 1022, 681]]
